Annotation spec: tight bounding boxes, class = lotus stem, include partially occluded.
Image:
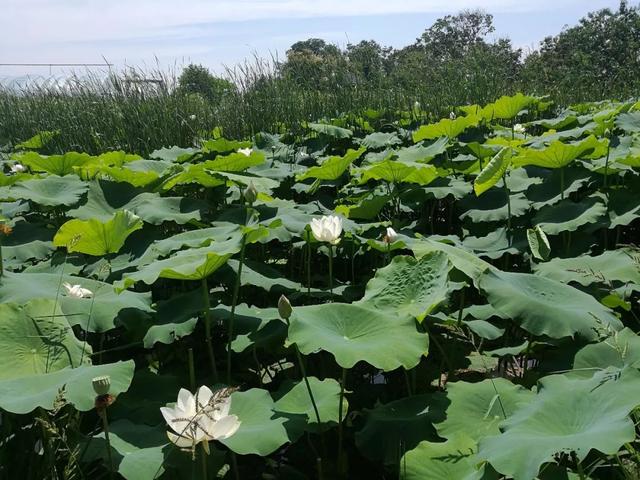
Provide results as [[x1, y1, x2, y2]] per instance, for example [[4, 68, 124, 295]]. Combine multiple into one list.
[[502, 173, 512, 239], [604, 141, 611, 190], [306, 233, 312, 297], [188, 347, 196, 391], [328, 244, 334, 300], [560, 167, 565, 201], [201, 277, 219, 383], [0, 234, 3, 278], [100, 408, 115, 480], [227, 233, 247, 383], [201, 443, 208, 480], [337, 367, 348, 476]]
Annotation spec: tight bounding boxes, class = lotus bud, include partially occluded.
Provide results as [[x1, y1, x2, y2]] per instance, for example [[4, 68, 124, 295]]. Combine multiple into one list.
[[92, 375, 111, 396], [449, 111, 457, 120], [244, 182, 258, 205], [383, 227, 398, 244], [278, 295, 292, 320]]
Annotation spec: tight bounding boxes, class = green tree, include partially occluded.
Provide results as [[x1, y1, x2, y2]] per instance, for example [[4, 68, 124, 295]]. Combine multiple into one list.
[[177, 64, 236, 102], [521, 1, 640, 103]]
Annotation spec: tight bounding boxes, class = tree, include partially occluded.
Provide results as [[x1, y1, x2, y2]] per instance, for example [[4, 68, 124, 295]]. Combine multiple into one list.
[[280, 38, 349, 90], [177, 64, 235, 102]]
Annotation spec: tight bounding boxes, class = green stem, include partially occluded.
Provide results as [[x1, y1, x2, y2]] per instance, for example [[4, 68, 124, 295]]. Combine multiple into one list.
[[201, 443, 208, 480], [502, 173, 512, 238], [603, 143, 611, 189], [306, 235, 312, 297], [337, 367, 348, 476], [201, 278, 219, 383], [188, 348, 196, 391], [560, 167, 565, 201], [227, 234, 247, 383], [0, 234, 3, 277], [328, 244, 334, 300], [101, 409, 114, 480]]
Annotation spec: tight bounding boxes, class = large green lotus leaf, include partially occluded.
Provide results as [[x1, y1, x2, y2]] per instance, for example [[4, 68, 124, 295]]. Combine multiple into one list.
[[533, 248, 640, 288], [478, 270, 622, 340], [124, 192, 204, 225], [204, 150, 265, 172], [150, 146, 198, 162], [573, 328, 640, 374], [78, 163, 162, 187], [160, 163, 226, 190], [355, 393, 448, 465], [67, 180, 142, 221], [335, 192, 391, 220], [396, 137, 449, 163], [117, 237, 242, 289], [141, 289, 204, 348], [220, 388, 290, 456], [529, 112, 578, 130], [213, 171, 280, 193], [359, 160, 440, 186], [505, 167, 544, 193], [606, 188, 640, 228], [87, 420, 171, 480], [0, 300, 89, 379], [478, 368, 640, 480], [615, 111, 640, 133], [0, 271, 152, 332], [526, 225, 550, 261], [53, 210, 143, 256], [297, 147, 365, 181], [3, 239, 54, 269], [474, 147, 511, 196], [274, 377, 347, 434], [359, 253, 452, 321], [481, 93, 537, 120], [14, 129, 60, 150], [9, 175, 88, 206], [533, 196, 606, 235], [422, 176, 473, 200], [413, 114, 478, 142], [458, 190, 530, 223], [223, 259, 302, 293], [289, 303, 428, 370], [402, 435, 495, 480], [513, 135, 605, 169], [361, 132, 401, 150], [17, 151, 93, 176], [211, 303, 284, 353], [436, 379, 533, 442], [202, 137, 251, 154], [406, 237, 495, 284], [92, 151, 142, 167], [136, 223, 240, 264], [525, 167, 592, 208], [308, 122, 353, 138], [461, 228, 527, 260], [0, 360, 134, 414]]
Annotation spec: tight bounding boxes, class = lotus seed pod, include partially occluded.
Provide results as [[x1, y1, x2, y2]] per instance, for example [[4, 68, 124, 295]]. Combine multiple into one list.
[[244, 181, 258, 205], [278, 295, 292, 320], [92, 375, 111, 395]]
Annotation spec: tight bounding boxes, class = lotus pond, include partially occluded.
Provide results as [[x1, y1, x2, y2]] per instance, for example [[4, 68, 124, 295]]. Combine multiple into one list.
[[2, 93, 640, 479]]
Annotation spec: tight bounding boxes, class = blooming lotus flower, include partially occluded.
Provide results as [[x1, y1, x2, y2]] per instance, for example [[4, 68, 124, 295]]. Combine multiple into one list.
[[513, 123, 526, 134], [10, 163, 26, 174], [189, 114, 196, 121], [237, 147, 252, 156], [310, 215, 343, 245], [449, 111, 457, 120], [161, 386, 241, 451], [63, 282, 93, 298], [383, 227, 398, 244]]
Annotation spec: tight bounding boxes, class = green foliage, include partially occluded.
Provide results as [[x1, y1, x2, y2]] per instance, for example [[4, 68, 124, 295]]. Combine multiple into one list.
[[177, 64, 235, 102]]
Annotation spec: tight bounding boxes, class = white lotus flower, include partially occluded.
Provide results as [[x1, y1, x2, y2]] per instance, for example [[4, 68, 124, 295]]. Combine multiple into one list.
[[513, 123, 526, 134], [449, 111, 457, 120], [383, 227, 398, 244], [62, 282, 93, 298], [161, 386, 241, 450], [310, 215, 343, 245], [189, 114, 196, 121], [237, 147, 252, 156], [10, 163, 26, 174]]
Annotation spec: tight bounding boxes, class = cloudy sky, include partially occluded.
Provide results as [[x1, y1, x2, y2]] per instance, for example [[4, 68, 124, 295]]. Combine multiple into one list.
[[0, 0, 625, 79]]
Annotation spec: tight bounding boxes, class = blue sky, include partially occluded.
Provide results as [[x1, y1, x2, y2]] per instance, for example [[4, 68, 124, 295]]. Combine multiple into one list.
[[0, 0, 627, 80]]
